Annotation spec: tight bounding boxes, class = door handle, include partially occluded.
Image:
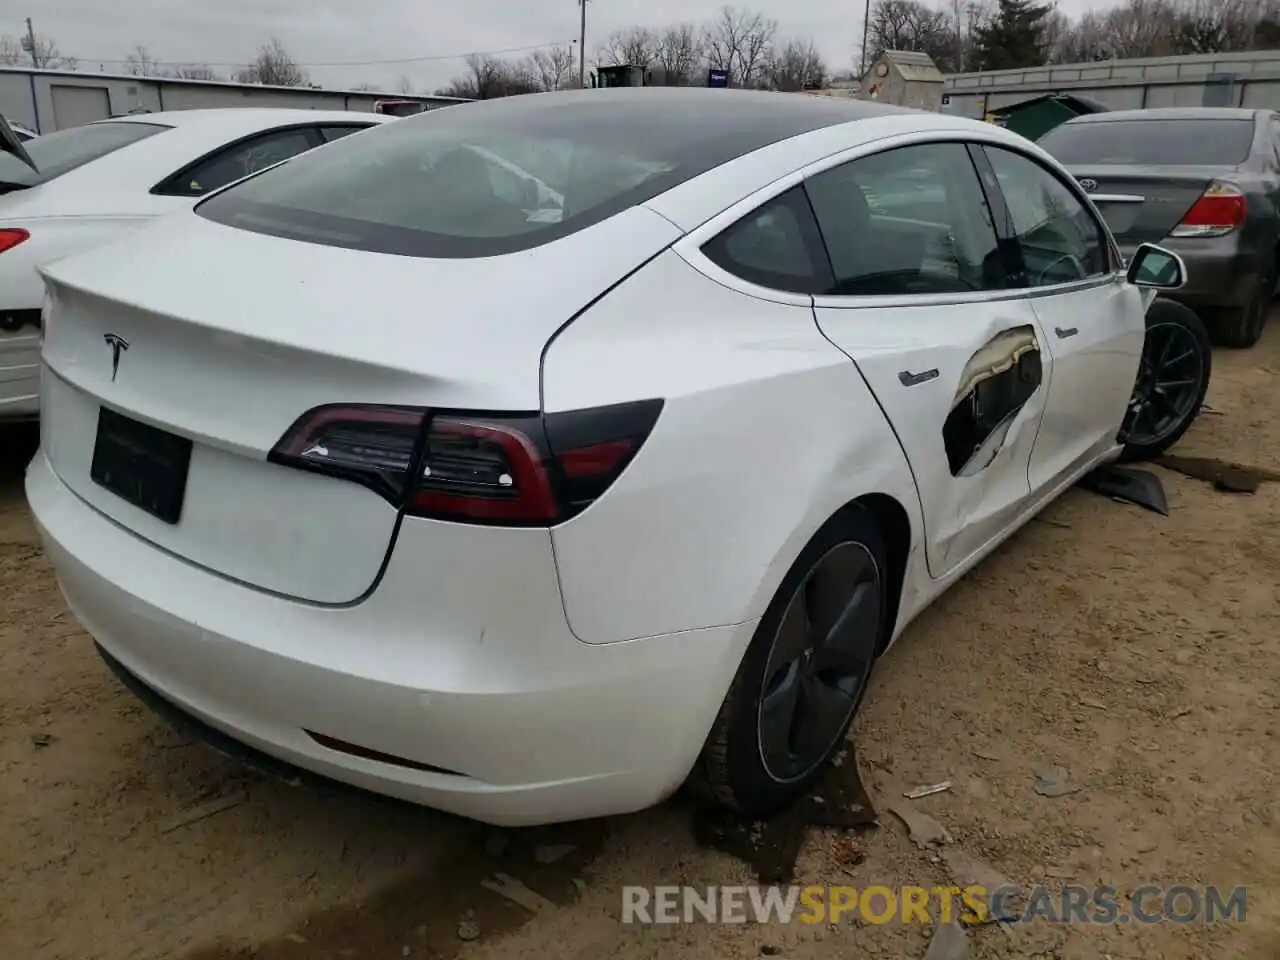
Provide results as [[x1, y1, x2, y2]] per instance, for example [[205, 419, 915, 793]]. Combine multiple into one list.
[[1055, 326, 1079, 339], [898, 368, 940, 387]]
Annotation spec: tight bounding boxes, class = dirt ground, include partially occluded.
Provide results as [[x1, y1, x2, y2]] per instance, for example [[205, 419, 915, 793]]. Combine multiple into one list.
[[2, 320, 1278, 960]]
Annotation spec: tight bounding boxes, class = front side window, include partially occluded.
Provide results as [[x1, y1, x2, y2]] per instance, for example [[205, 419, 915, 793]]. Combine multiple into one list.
[[804, 142, 1006, 296], [984, 146, 1109, 287], [161, 127, 320, 198], [0, 121, 169, 190]]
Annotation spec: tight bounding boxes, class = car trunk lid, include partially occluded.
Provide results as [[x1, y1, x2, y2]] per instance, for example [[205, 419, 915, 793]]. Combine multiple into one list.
[[1070, 164, 1225, 246], [37, 206, 680, 604]]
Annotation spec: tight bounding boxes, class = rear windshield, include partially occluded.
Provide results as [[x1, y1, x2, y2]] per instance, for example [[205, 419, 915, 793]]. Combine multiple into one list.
[[0, 121, 169, 188], [1039, 118, 1255, 166], [198, 94, 842, 258]]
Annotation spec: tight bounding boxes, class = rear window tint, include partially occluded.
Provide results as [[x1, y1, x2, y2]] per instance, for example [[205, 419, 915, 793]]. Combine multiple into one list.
[[0, 121, 169, 188], [196, 92, 868, 258], [1039, 118, 1255, 166]]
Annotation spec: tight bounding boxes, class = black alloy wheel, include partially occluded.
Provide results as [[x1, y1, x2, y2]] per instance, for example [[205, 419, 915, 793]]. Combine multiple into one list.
[[756, 542, 881, 784], [1121, 315, 1207, 451]]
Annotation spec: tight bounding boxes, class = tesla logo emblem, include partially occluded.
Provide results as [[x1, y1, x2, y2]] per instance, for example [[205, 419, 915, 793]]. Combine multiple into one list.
[[103, 333, 129, 381], [1078, 178, 1098, 193]]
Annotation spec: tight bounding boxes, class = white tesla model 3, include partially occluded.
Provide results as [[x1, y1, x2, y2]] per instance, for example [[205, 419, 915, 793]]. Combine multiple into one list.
[[25, 88, 1209, 827]]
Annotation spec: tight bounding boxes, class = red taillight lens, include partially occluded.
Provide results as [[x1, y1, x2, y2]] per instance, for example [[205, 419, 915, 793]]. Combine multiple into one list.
[[409, 415, 559, 523], [268, 399, 663, 527], [1170, 182, 1245, 238], [0, 228, 30, 254]]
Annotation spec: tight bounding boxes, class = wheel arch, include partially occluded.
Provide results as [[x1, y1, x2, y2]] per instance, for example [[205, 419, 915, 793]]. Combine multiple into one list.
[[748, 490, 915, 660], [846, 493, 912, 656]]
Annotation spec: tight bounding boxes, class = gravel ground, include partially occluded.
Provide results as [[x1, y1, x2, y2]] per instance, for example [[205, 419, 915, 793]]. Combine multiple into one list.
[[2, 319, 1277, 960]]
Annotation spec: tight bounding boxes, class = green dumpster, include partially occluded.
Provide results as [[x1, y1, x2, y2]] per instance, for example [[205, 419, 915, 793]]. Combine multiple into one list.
[[986, 94, 1109, 142]]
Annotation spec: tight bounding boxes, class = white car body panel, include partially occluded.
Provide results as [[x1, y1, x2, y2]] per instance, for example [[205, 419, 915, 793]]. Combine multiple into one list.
[[1026, 279, 1147, 489], [0, 109, 389, 420], [543, 250, 923, 644], [38, 205, 680, 603], [25, 92, 1181, 825]]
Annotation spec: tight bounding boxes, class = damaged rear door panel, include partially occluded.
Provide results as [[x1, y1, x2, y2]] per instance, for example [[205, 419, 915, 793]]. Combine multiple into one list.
[[816, 300, 1052, 577]]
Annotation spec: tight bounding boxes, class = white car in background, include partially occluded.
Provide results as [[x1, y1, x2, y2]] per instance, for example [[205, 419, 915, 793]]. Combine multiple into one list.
[[0, 108, 389, 421], [27, 89, 1209, 827]]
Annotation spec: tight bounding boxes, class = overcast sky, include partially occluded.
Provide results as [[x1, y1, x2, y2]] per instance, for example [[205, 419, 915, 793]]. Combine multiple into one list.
[[13, 0, 1121, 93]]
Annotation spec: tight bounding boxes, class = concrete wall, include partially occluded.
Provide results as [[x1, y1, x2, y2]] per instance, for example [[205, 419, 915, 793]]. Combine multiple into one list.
[[942, 50, 1280, 119], [0, 67, 468, 134]]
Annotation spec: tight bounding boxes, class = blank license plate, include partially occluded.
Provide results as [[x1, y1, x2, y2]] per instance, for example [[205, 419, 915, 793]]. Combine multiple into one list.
[[90, 408, 192, 524]]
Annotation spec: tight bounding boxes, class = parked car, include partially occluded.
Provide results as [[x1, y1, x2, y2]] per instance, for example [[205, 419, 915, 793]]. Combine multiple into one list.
[[0, 108, 390, 421], [25, 88, 1208, 827], [1039, 107, 1280, 348]]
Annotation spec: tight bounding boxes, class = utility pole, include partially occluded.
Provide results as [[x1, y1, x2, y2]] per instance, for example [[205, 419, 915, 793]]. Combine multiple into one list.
[[578, 0, 586, 87], [858, 0, 871, 77], [24, 17, 39, 68]]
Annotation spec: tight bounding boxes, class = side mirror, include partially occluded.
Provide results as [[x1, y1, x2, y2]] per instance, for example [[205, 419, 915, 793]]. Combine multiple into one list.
[[1126, 243, 1186, 290]]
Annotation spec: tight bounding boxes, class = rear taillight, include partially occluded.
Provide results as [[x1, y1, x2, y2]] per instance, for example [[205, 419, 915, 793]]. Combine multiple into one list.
[[1170, 181, 1245, 238], [268, 400, 663, 526], [0, 228, 29, 254]]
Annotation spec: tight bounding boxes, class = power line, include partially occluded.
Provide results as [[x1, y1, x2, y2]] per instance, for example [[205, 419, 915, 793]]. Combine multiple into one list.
[[36, 39, 577, 70]]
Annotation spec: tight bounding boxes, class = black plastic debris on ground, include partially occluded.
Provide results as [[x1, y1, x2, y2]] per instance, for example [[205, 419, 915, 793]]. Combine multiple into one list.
[[691, 748, 877, 883], [1077, 464, 1169, 515]]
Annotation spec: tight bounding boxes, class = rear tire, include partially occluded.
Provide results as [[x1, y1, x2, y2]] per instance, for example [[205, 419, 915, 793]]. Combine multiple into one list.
[[1118, 297, 1211, 463], [689, 508, 888, 817], [1212, 263, 1273, 349]]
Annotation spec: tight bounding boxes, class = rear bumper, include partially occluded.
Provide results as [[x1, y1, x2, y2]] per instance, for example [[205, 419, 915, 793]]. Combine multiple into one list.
[[27, 451, 752, 826], [1123, 237, 1262, 310]]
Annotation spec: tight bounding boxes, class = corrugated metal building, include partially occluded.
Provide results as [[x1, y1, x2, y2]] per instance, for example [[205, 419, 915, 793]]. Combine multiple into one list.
[[0, 66, 469, 134], [942, 50, 1280, 120]]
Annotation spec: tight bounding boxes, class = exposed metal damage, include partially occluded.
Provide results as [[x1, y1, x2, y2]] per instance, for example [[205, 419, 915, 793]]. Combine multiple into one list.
[[943, 325, 1043, 477]]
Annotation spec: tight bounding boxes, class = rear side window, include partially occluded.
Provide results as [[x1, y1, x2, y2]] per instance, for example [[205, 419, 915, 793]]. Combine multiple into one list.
[[158, 127, 320, 198], [0, 121, 169, 189], [1039, 119, 1256, 166], [701, 187, 832, 294]]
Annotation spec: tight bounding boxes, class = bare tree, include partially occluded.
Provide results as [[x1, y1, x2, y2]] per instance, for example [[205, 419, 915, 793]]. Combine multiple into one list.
[[436, 53, 540, 99], [0, 37, 22, 66], [124, 44, 162, 77], [171, 64, 222, 81], [0, 31, 77, 69], [601, 27, 659, 68], [703, 6, 778, 87], [653, 24, 704, 85], [234, 38, 308, 87], [529, 45, 576, 90], [864, 0, 960, 73], [395, 74, 415, 94], [762, 38, 827, 91]]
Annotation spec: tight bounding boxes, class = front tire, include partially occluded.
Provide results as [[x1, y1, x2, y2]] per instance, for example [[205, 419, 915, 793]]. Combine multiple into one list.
[[690, 508, 888, 817], [1118, 297, 1211, 463]]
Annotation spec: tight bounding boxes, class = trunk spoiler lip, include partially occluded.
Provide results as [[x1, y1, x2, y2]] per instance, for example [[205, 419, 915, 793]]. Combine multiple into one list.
[[0, 114, 37, 173]]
